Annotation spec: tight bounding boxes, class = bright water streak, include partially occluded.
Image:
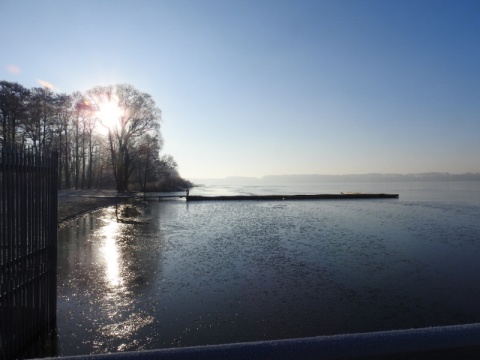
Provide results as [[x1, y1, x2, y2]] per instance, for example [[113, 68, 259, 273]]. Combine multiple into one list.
[[56, 181, 480, 355]]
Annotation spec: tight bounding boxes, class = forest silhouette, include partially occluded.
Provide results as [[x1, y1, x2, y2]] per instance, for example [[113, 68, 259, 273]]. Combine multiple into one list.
[[0, 80, 192, 192]]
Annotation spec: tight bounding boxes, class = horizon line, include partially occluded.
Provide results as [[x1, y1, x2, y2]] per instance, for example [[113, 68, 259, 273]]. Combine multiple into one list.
[[189, 172, 480, 181]]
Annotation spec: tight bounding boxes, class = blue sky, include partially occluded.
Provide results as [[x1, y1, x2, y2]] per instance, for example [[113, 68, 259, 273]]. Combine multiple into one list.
[[1, 0, 479, 179]]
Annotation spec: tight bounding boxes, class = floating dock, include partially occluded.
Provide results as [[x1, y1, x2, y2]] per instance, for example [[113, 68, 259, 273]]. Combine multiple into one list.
[[186, 193, 399, 201]]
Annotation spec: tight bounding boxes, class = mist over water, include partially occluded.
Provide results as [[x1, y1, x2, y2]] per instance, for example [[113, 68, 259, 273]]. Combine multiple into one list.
[[56, 181, 480, 355]]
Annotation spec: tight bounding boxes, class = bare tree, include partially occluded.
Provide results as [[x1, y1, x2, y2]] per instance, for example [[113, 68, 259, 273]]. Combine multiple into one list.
[[136, 134, 163, 191], [0, 81, 30, 144], [85, 84, 161, 193], [1, 81, 190, 191], [58, 94, 75, 188], [23, 87, 56, 154], [50, 93, 72, 189]]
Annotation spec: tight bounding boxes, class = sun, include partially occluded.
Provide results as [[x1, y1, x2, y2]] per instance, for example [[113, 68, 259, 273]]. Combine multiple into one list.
[[97, 99, 123, 133]]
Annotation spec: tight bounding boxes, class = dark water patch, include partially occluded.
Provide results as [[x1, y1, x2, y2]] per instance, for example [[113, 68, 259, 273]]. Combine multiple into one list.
[[55, 197, 480, 356]]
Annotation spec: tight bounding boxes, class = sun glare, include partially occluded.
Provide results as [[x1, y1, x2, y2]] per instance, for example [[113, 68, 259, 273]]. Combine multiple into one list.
[[97, 99, 123, 133], [101, 214, 124, 288]]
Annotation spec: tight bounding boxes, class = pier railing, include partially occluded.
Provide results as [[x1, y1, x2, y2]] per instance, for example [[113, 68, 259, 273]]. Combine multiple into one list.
[[0, 144, 58, 360]]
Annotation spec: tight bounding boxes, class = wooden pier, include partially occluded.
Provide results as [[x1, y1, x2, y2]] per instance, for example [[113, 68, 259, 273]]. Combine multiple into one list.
[[186, 193, 399, 201]]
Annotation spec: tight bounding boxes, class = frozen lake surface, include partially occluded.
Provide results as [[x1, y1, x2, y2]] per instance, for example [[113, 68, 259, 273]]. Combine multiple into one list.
[[56, 181, 480, 355]]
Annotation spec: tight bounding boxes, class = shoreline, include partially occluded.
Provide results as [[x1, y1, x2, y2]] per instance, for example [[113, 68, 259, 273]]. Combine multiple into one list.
[[57, 189, 399, 223], [58, 190, 126, 224]]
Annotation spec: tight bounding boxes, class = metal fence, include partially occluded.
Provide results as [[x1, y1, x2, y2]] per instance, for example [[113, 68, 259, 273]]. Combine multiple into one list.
[[0, 144, 58, 360]]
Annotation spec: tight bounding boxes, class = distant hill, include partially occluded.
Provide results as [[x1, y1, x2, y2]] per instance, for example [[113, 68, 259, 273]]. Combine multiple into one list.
[[261, 172, 480, 183], [192, 172, 480, 185]]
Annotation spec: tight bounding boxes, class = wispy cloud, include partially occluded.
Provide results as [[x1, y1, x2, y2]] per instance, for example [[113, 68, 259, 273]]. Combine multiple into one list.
[[6, 64, 21, 74], [36, 79, 57, 90]]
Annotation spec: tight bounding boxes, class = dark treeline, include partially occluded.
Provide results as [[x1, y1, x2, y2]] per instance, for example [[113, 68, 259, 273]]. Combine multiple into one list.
[[0, 80, 192, 192]]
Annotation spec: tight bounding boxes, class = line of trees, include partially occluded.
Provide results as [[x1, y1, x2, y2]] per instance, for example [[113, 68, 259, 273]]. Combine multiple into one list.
[[0, 80, 192, 192]]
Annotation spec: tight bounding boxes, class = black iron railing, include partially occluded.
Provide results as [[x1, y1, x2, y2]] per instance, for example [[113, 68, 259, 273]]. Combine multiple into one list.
[[0, 144, 58, 360]]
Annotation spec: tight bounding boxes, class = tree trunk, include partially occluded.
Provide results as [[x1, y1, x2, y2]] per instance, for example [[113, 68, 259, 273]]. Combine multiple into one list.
[[81, 134, 86, 189], [143, 152, 150, 192], [64, 127, 71, 188], [108, 133, 122, 192], [58, 132, 63, 189], [87, 136, 93, 189], [75, 118, 79, 189]]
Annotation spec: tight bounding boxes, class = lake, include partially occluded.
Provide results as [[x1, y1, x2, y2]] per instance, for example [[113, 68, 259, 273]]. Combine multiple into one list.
[[55, 181, 480, 356]]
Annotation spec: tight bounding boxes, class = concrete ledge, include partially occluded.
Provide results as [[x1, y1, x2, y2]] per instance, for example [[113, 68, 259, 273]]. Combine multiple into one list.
[[43, 323, 480, 360], [186, 193, 399, 201]]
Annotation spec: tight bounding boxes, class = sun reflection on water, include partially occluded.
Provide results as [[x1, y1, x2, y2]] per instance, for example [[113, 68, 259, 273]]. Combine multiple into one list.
[[94, 206, 156, 350], [100, 214, 124, 288]]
